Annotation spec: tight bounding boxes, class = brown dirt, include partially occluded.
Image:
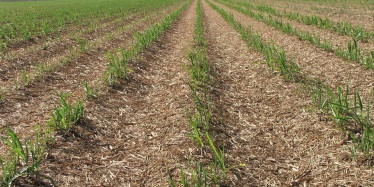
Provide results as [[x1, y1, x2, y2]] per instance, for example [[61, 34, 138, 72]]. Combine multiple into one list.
[[214, 1, 374, 104], [202, 0, 374, 185], [38, 1, 197, 186]]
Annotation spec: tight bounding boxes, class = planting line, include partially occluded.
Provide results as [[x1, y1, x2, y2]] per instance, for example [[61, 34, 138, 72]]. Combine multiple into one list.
[[170, 0, 233, 185]]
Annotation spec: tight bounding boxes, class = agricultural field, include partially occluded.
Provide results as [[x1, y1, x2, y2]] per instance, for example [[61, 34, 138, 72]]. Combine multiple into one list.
[[0, 0, 373, 186]]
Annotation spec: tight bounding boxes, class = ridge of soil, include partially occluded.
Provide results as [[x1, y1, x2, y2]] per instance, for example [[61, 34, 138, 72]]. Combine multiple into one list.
[[202, 0, 373, 185], [39, 1, 197, 186]]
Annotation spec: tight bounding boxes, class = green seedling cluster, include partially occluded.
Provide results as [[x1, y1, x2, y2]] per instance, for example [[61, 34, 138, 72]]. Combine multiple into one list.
[[169, 161, 223, 187], [218, 0, 374, 69], [256, 4, 280, 16], [104, 51, 131, 86], [104, 1, 189, 86], [76, 38, 91, 53], [209, 0, 300, 82], [49, 93, 84, 131], [14, 69, 31, 89], [335, 38, 374, 68], [14, 63, 63, 90], [313, 83, 374, 156], [337, 39, 361, 62], [0, 128, 54, 187], [13, 58, 70, 90], [83, 80, 99, 99]]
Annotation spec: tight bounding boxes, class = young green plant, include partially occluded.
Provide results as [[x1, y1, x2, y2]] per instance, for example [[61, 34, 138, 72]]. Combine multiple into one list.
[[49, 93, 84, 131]]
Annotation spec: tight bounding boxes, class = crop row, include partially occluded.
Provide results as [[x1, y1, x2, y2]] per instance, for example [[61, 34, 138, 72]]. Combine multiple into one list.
[[0, 2, 190, 185], [208, 0, 374, 157], [216, 0, 374, 69], [169, 1, 230, 186], [103, 1, 190, 86]]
